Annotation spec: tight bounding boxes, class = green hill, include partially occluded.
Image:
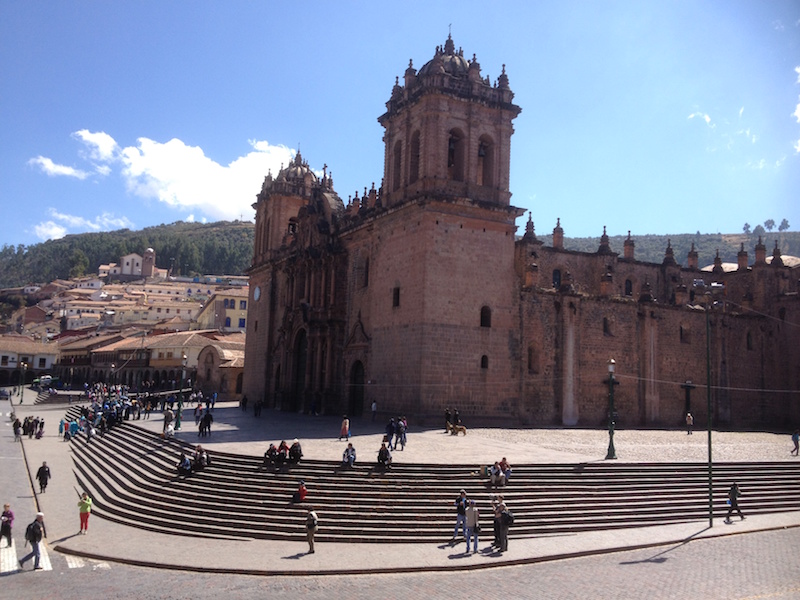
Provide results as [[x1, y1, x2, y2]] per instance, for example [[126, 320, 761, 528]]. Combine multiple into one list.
[[553, 231, 800, 267], [0, 220, 255, 288]]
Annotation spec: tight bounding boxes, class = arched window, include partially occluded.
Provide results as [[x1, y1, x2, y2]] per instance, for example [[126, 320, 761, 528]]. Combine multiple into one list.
[[224, 317, 231, 328], [447, 129, 465, 181], [480, 355, 489, 369], [625, 279, 633, 296], [480, 306, 492, 328], [552, 269, 562, 289], [393, 140, 402, 191], [746, 331, 753, 350], [363, 257, 370, 288], [409, 130, 420, 184], [603, 317, 611, 336], [477, 135, 494, 187]]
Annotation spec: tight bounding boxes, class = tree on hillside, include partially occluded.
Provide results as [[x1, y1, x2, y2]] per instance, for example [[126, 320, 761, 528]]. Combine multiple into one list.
[[753, 224, 766, 237], [743, 223, 751, 235], [764, 219, 775, 232], [779, 218, 790, 232], [68, 249, 89, 278]]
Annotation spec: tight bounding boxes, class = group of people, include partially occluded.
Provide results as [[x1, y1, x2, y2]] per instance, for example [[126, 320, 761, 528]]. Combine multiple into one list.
[[14, 491, 93, 570], [14, 416, 44, 441], [176, 444, 211, 476], [489, 457, 512, 488], [450, 489, 513, 554], [263, 439, 303, 470], [383, 416, 408, 451]]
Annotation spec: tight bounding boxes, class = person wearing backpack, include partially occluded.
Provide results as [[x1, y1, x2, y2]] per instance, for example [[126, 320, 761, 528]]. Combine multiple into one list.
[[19, 512, 46, 570], [305, 508, 318, 554]]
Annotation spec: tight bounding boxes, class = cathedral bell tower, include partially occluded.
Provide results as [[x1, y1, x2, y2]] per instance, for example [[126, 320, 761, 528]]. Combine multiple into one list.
[[378, 34, 521, 208]]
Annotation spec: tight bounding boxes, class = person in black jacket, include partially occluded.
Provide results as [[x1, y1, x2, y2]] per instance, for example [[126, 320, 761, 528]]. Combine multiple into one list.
[[35, 462, 51, 493], [19, 512, 46, 570]]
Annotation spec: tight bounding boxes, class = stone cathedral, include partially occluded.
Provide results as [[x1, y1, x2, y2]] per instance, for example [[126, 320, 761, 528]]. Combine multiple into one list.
[[243, 36, 799, 430]]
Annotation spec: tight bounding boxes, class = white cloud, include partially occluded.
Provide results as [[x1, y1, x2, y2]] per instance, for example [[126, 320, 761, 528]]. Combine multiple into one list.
[[45, 208, 134, 231], [688, 112, 713, 127], [33, 221, 68, 240], [31, 208, 135, 241], [118, 136, 294, 220], [28, 156, 90, 179], [32, 130, 297, 221], [73, 129, 118, 162]]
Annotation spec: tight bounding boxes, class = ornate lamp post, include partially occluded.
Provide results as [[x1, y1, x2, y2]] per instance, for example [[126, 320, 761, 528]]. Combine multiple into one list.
[[18, 361, 27, 404], [605, 358, 618, 460]]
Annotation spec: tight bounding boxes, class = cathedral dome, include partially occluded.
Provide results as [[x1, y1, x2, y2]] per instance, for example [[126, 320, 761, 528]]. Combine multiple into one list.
[[276, 151, 317, 184], [418, 34, 470, 78]]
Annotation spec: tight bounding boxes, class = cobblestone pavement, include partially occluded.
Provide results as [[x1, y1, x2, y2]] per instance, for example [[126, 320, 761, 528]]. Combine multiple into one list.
[[1, 528, 798, 599]]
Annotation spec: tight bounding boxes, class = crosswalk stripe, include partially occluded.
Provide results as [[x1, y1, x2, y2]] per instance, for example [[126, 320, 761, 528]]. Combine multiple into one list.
[[0, 541, 109, 572], [0, 540, 18, 572], [65, 554, 85, 569]]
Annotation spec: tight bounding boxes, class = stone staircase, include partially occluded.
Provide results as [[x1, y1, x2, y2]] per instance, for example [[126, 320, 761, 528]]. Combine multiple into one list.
[[65, 408, 800, 544]]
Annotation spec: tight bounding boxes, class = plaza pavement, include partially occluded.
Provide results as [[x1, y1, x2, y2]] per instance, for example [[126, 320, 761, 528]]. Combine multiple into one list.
[[5, 395, 800, 576]]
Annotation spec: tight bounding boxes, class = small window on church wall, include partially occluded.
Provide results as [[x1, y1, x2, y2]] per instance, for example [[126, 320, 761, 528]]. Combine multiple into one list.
[[553, 269, 562, 289], [409, 131, 420, 184], [393, 140, 402, 191], [680, 326, 691, 344], [625, 279, 633, 296], [603, 317, 612, 336], [447, 129, 465, 182], [393, 287, 400, 308], [746, 331, 753, 350], [480, 306, 492, 328], [480, 355, 489, 369], [363, 258, 370, 288], [477, 135, 494, 187], [528, 345, 539, 374]]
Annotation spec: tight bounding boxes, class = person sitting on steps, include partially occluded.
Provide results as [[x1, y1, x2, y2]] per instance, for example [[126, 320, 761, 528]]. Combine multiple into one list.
[[377, 442, 392, 471]]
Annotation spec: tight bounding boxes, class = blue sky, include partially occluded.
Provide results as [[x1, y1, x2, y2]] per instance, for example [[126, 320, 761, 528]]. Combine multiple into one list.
[[1, 1, 798, 249]]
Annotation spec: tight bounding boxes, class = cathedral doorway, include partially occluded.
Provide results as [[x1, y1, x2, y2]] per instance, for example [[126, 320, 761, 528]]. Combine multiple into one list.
[[348, 361, 365, 417], [291, 330, 308, 412]]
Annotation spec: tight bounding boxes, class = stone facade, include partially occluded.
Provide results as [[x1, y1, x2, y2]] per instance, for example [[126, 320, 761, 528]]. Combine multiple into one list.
[[243, 36, 800, 430]]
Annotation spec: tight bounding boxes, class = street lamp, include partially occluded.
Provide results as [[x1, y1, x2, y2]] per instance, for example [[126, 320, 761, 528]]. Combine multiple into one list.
[[18, 361, 27, 404], [605, 358, 618, 460], [110, 363, 116, 388]]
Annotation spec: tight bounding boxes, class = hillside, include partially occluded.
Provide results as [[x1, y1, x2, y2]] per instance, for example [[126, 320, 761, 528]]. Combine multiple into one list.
[[556, 231, 800, 267], [0, 220, 797, 289], [0, 220, 254, 288]]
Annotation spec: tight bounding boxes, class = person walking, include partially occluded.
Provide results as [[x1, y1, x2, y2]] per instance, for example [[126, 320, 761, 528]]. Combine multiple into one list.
[[451, 489, 468, 543], [1, 503, 14, 547], [18, 512, 46, 570], [791, 430, 799, 456], [464, 499, 480, 554], [77, 492, 93, 534], [686, 412, 694, 435], [339, 415, 350, 441], [724, 482, 745, 523], [305, 508, 318, 554], [371, 400, 377, 422], [35, 462, 51, 493]]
